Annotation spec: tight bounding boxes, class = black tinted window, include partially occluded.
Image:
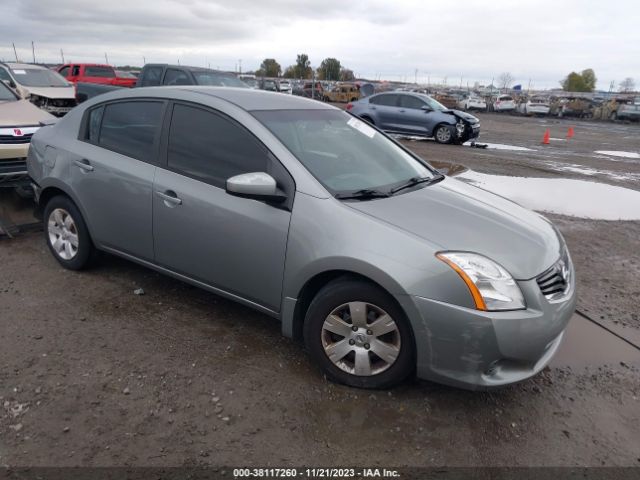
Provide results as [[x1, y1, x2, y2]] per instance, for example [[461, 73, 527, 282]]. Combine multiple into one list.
[[399, 95, 425, 109], [58, 66, 70, 77], [370, 94, 397, 106], [85, 66, 115, 78], [163, 69, 191, 86], [168, 104, 268, 187], [98, 101, 163, 161], [140, 67, 163, 86]]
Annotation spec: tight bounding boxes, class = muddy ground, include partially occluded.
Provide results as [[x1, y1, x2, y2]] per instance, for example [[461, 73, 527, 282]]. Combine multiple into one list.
[[1, 113, 639, 468]]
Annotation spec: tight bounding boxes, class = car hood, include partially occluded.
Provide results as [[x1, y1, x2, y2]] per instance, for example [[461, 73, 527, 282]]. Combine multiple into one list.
[[442, 109, 479, 122], [0, 99, 56, 127], [22, 85, 76, 100], [346, 177, 561, 280]]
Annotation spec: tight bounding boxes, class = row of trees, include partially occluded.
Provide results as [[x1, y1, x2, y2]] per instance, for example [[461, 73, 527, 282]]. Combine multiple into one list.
[[254, 54, 355, 81], [499, 69, 635, 93]]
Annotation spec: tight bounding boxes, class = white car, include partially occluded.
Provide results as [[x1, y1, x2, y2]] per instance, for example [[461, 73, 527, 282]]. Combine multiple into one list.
[[493, 95, 516, 112], [519, 97, 550, 116], [0, 63, 76, 116], [458, 94, 487, 111], [279, 80, 293, 94]]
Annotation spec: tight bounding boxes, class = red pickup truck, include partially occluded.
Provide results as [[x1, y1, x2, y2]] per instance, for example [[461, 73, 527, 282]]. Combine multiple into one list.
[[56, 64, 136, 88]]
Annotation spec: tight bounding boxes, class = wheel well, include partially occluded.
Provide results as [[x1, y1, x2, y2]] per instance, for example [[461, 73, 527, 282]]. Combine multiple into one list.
[[291, 270, 394, 342], [37, 186, 69, 215]]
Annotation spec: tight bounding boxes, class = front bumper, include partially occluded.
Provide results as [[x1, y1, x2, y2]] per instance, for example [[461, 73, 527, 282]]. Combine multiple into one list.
[[0, 143, 29, 161], [410, 275, 576, 390]]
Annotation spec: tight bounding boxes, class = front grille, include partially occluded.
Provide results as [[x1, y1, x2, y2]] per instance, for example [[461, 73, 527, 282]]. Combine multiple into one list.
[[0, 134, 32, 144], [536, 249, 572, 300]]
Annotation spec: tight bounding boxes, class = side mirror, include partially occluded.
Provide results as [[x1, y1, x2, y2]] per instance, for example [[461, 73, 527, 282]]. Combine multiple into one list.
[[226, 172, 286, 203], [421, 105, 432, 112]]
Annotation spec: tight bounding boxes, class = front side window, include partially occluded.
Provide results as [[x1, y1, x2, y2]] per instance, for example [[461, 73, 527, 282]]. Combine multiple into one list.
[[58, 66, 70, 77], [163, 69, 191, 86], [98, 101, 163, 161], [0, 67, 12, 83], [167, 104, 269, 187], [85, 66, 115, 78], [140, 67, 163, 86], [0, 81, 17, 101], [399, 95, 426, 109], [253, 109, 435, 194]]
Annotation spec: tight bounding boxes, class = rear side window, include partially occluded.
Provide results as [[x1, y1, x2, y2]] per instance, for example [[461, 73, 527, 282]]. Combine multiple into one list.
[[370, 94, 398, 106], [399, 95, 425, 109], [98, 101, 163, 161], [167, 104, 268, 187], [86, 106, 104, 143], [163, 69, 191, 86], [85, 66, 115, 78], [140, 67, 163, 86]]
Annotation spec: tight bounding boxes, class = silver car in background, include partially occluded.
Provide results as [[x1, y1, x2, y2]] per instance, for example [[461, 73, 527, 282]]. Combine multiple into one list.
[[27, 87, 576, 390]]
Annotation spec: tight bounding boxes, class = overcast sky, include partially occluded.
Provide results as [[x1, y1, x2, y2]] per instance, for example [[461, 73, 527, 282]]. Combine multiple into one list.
[[2, 0, 639, 90]]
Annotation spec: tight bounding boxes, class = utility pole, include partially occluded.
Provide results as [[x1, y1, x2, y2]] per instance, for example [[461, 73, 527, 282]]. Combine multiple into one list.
[[12, 43, 18, 62], [143, 56, 146, 65], [238, 59, 242, 74], [60, 49, 65, 63], [414, 69, 418, 84], [105, 52, 109, 64], [31, 41, 35, 63]]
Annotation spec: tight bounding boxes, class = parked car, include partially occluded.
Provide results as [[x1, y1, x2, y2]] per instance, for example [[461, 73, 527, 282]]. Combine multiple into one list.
[[75, 64, 250, 103], [293, 81, 324, 99], [278, 80, 293, 94], [433, 92, 458, 109], [550, 97, 593, 118], [0, 81, 55, 193], [0, 62, 77, 116], [27, 86, 575, 390], [458, 94, 487, 111], [518, 96, 550, 116], [323, 83, 360, 103], [493, 95, 516, 112], [612, 97, 640, 121], [260, 79, 280, 92], [57, 64, 137, 88], [136, 64, 248, 88], [348, 92, 480, 144]]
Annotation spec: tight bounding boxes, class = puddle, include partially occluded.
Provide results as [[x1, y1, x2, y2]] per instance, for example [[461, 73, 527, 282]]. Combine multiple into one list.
[[457, 170, 640, 220], [551, 314, 640, 368], [463, 141, 535, 151], [595, 150, 640, 159]]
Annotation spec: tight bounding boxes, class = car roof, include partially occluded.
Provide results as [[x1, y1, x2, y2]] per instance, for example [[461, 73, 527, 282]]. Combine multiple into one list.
[[95, 86, 337, 111], [144, 63, 233, 75]]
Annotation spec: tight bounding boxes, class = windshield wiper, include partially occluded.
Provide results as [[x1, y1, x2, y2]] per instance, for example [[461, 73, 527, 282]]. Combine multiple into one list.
[[334, 188, 390, 200], [389, 174, 444, 195]]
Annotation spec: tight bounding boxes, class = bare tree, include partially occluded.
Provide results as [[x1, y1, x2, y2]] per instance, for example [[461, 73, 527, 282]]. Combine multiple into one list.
[[619, 77, 636, 93], [498, 72, 514, 92]]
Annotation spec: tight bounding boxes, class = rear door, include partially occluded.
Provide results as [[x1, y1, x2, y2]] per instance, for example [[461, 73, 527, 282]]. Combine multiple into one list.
[[69, 99, 165, 260], [369, 94, 400, 130], [152, 102, 292, 311], [83, 65, 116, 85]]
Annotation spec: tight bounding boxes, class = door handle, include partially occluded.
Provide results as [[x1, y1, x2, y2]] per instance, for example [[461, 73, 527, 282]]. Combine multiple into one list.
[[156, 190, 182, 206], [370, 106, 377, 110], [399, 109, 406, 113], [73, 159, 94, 172]]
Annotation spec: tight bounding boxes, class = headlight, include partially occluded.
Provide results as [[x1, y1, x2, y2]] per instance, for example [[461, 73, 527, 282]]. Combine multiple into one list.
[[436, 252, 525, 311]]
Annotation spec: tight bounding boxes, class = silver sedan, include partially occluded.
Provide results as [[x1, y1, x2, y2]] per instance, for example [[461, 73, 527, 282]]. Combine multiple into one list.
[[27, 86, 576, 390]]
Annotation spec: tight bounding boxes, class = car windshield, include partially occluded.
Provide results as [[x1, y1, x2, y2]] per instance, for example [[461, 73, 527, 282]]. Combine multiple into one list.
[[416, 94, 447, 111], [192, 71, 248, 88], [0, 82, 17, 101], [253, 109, 436, 195], [11, 68, 69, 87]]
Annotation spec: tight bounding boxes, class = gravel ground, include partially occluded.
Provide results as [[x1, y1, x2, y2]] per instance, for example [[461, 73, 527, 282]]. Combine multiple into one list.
[[1, 113, 639, 468]]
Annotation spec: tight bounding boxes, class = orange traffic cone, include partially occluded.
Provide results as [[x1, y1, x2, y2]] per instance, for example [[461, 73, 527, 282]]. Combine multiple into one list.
[[567, 126, 575, 139], [542, 129, 550, 145]]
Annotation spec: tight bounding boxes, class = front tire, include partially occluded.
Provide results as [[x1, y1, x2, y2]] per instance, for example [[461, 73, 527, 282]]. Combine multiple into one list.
[[304, 277, 415, 389], [434, 124, 455, 144], [44, 195, 94, 270]]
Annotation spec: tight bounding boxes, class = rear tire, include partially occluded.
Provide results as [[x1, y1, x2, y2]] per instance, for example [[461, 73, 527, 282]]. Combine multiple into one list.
[[43, 195, 94, 270], [303, 277, 415, 389]]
